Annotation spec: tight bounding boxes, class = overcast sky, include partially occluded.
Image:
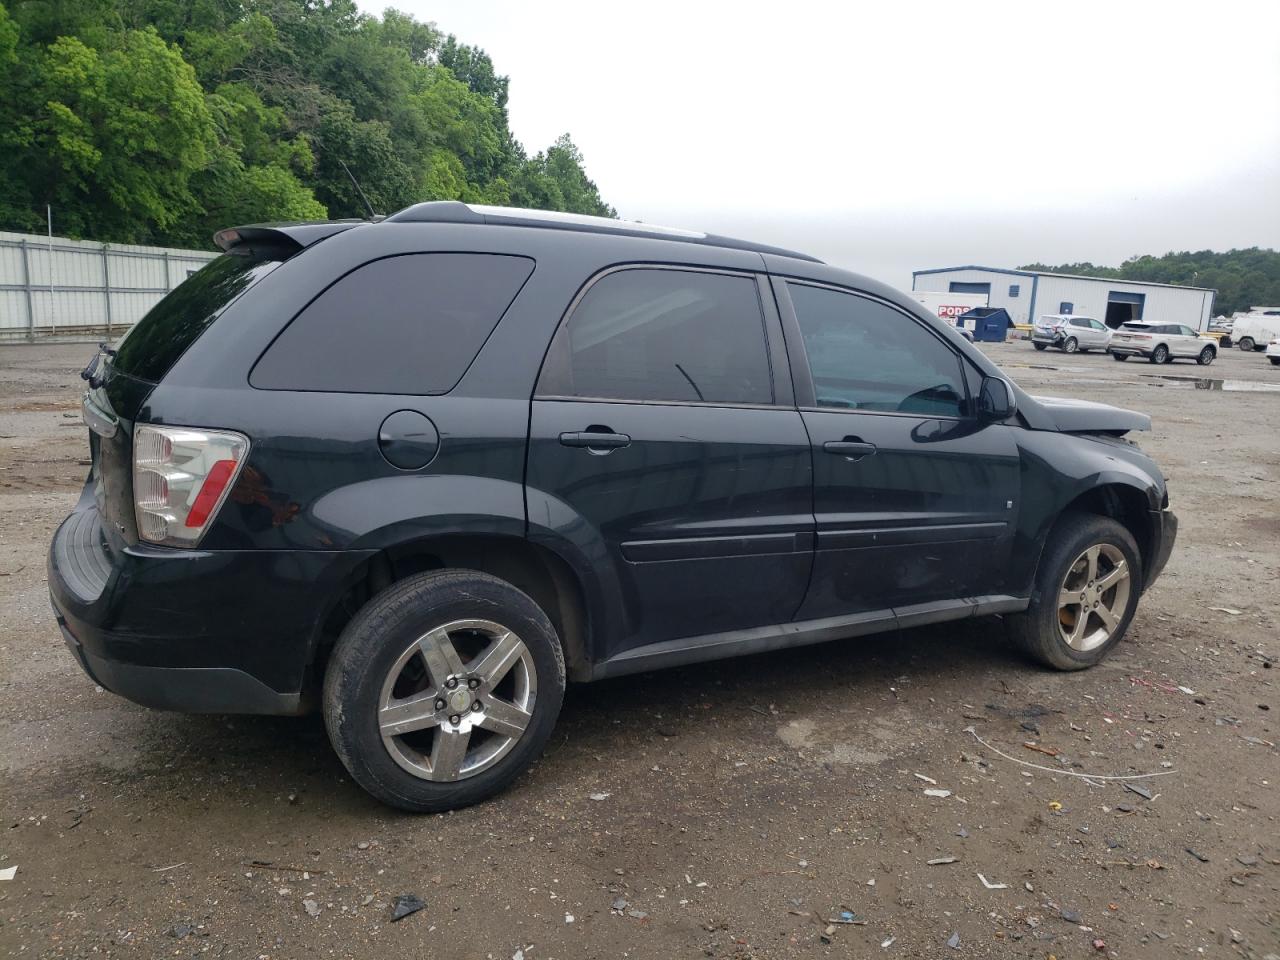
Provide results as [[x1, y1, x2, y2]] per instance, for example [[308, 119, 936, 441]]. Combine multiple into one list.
[[360, 0, 1279, 289]]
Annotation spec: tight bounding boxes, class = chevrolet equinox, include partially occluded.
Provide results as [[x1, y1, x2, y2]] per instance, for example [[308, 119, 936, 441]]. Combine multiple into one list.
[[49, 203, 1177, 811]]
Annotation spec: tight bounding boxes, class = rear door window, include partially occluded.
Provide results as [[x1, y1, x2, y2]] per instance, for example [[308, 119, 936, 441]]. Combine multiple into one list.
[[252, 253, 534, 394], [113, 254, 280, 383], [537, 268, 773, 405], [787, 283, 966, 417]]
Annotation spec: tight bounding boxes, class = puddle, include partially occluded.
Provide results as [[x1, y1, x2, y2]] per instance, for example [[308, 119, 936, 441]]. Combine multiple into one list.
[[1141, 375, 1280, 394]]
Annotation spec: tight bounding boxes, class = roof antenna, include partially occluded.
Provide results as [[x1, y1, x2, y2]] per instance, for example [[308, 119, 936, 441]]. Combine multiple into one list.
[[338, 159, 379, 220]]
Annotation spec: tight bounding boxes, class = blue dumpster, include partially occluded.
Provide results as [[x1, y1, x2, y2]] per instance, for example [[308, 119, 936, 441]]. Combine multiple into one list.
[[958, 307, 1011, 343]]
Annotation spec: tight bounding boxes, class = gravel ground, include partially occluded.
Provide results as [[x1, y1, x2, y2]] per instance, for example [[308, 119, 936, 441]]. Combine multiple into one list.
[[0, 340, 1276, 959]]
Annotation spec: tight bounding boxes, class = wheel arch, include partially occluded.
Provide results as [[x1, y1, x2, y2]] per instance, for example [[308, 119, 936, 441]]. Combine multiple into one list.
[[308, 533, 595, 693], [1040, 481, 1157, 588]]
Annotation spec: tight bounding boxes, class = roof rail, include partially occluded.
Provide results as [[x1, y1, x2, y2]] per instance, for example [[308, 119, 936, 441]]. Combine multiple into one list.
[[383, 201, 821, 263]]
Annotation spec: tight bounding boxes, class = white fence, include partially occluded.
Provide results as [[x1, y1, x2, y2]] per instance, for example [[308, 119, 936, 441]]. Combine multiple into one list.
[[0, 231, 217, 342]]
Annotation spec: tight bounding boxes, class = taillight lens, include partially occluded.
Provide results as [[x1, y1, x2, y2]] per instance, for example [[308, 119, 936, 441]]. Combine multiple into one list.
[[133, 425, 248, 546]]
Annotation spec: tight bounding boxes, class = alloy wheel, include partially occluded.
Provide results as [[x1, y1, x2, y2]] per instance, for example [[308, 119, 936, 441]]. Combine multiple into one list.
[[377, 619, 537, 782], [1056, 544, 1131, 652]]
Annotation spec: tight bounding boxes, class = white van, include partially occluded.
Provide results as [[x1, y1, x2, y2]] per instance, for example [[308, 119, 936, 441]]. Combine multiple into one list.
[[1232, 308, 1280, 352]]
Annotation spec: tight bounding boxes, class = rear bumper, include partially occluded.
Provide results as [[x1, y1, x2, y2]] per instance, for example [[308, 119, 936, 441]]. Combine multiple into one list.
[[1031, 331, 1063, 345], [1145, 507, 1177, 590], [1110, 346, 1150, 357], [48, 492, 373, 715]]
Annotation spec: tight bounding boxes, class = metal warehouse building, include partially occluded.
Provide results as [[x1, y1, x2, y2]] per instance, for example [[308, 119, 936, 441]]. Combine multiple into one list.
[[912, 266, 1216, 331]]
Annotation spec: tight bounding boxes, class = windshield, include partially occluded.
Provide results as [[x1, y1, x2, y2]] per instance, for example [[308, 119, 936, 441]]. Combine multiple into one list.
[[112, 254, 280, 383]]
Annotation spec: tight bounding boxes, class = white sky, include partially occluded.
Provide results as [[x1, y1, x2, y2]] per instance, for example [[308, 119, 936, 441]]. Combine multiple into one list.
[[360, 0, 1279, 288]]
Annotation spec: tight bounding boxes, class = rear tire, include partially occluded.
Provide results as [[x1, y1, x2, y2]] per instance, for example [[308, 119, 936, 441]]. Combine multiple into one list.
[[1007, 513, 1143, 670], [323, 570, 566, 813], [1062, 337, 1078, 354], [1149, 344, 1169, 364], [1197, 346, 1215, 366], [1033, 342, 1047, 351], [1270, 357, 1280, 366], [1238, 337, 1255, 351], [1112, 353, 1128, 362]]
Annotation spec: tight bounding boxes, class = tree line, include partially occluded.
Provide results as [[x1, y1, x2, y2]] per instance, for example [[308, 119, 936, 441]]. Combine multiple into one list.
[[1021, 248, 1280, 318], [0, 0, 615, 249]]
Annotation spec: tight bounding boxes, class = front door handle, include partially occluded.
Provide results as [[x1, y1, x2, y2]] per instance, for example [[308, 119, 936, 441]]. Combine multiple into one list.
[[560, 430, 631, 451], [823, 438, 877, 461]]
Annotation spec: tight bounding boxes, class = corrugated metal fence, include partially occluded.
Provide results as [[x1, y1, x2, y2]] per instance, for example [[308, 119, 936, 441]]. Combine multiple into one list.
[[0, 231, 217, 341]]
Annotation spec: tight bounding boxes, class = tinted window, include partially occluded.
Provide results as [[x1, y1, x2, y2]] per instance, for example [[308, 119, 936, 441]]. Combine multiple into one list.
[[788, 283, 966, 417], [114, 254, 279, 383], [1179, 325, 1196, 336], [252, 253, 533, 394], [1070, 318, 1088, 327], [537, 269, 772, 405]]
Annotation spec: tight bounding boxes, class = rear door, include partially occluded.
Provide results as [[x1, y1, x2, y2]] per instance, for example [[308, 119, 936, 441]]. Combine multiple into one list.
[[775, 279, 1020, 621], [526, 266, 813, 660]]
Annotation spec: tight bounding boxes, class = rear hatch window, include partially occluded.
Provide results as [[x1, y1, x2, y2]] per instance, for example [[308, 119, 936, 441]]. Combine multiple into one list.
[[112, 254, 281, 384], [1120, 323, 1152, 332]]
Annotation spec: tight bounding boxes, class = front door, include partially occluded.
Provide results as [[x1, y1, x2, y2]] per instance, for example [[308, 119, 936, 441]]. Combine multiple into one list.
[[527, 266, 814, 660], [775, 279, 1021, 622]]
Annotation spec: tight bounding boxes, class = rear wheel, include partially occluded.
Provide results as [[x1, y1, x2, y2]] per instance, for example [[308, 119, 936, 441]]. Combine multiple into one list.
[[1062, 337, 1078, 354], [1197, 346, 1215, 366], [324, 570, 566, 812], [1238, 337, 1255, 351], [1033, 342, 1047, 351], [1149, 344, 1169, 364], [1112, 353, 1128, 362], [1008, 513, 1142, 670], [1270, 357, 1280, 366]]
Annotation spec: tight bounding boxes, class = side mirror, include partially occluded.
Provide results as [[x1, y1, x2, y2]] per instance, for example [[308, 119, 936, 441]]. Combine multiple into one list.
[[978, 376, 1016, 421]]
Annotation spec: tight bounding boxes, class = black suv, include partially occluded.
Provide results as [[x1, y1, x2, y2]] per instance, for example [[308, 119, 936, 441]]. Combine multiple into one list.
[[49, 203, 1177, 811]]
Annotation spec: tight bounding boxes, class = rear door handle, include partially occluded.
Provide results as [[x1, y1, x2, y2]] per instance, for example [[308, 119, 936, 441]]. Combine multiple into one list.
[[559, 430, 631, 451], [823, 439, 877, 461]]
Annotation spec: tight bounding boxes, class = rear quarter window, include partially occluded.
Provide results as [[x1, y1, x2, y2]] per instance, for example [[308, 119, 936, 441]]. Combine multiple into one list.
[[251, 253, 534, 394]]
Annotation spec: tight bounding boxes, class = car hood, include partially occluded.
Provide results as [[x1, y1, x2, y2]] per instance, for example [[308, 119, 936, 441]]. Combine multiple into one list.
[[1030, 395, 1152, 434]]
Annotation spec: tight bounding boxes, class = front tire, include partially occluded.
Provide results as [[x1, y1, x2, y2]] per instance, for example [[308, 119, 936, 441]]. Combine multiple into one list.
[[323, 570, 566, 812], [1238, 337, 1255, 351], [1197, 346, 1215, 366], [1007, 513, 1142, 670], [1149, 344, 1169, 364]]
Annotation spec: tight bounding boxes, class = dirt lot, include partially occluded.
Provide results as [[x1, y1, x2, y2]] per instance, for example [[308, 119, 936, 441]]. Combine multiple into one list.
[[0, 340, 1276, 959]]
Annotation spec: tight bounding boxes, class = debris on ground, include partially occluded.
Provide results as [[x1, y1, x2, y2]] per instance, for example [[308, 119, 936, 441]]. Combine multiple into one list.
[[923, 788, 952, 798], [946, 931, 960, 949], [168, 923, 194, 939], [1185, 848, 1210, 863], [389, 894, 425, 922], [927, 856, 958, 865], [589, 792, 611, 801], [303, 899, 321, 918], [0, 865, 16, 881], [977, 873, 1007, 889], [1124, 783, 1154, 800]]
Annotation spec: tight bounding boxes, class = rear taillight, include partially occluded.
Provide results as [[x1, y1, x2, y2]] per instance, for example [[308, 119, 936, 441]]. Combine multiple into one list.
[[133, 425, 248, 546]]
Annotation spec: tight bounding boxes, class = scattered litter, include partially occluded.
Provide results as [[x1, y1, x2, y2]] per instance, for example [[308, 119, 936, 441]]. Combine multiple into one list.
[[1185, 848, 1210, 863], [946, 931, 960, 949], [564, 913, 575, 924], [977, 873, 1007, 889], [923, 788, 952, 798], [881, 936, 896, 948], [1124, 783, 1154, 800], [389, 894, 425, 922], [1208, 607, 1243, 615], [1060, 907, 1082, 923], [964, 727, 1176, 781], [303, 899, 321, 918], [927, 856, 958, 865], [913, 773, 937, 784], [589, 792, 611, 801], [840, 910, 855, 921], [611, 897, 628, 912], [151, 862, 186, 873], [1048, 801, 1063, 811], [626, 908, 648, 920], [955, 827, 969, 839], [1177, 686, 1195, 696], [1241, 735, 1276, 747], [168, 923, 194, 939], [0, 866, 17, 881], [1236, 854, 1260, 867], [1023, 741, 1059, 757], [1093, 938, 1107, 951]]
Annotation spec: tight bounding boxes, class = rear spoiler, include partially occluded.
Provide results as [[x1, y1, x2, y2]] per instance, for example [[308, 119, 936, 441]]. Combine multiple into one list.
[[213, 221, 365, 256]]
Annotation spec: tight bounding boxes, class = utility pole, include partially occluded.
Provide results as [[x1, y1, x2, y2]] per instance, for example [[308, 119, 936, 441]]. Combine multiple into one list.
[[47, 204, 56, 338]]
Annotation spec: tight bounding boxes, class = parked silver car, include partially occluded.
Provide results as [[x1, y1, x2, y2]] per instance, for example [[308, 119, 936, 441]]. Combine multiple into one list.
[[1031, 315, 1112, 353]]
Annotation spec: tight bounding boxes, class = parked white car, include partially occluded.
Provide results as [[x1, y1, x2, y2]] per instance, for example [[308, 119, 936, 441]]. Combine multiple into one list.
[[1266, 337, 1280, 366], [1031, 315, 1112, 354], [1110, 322, 1217, 365]]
